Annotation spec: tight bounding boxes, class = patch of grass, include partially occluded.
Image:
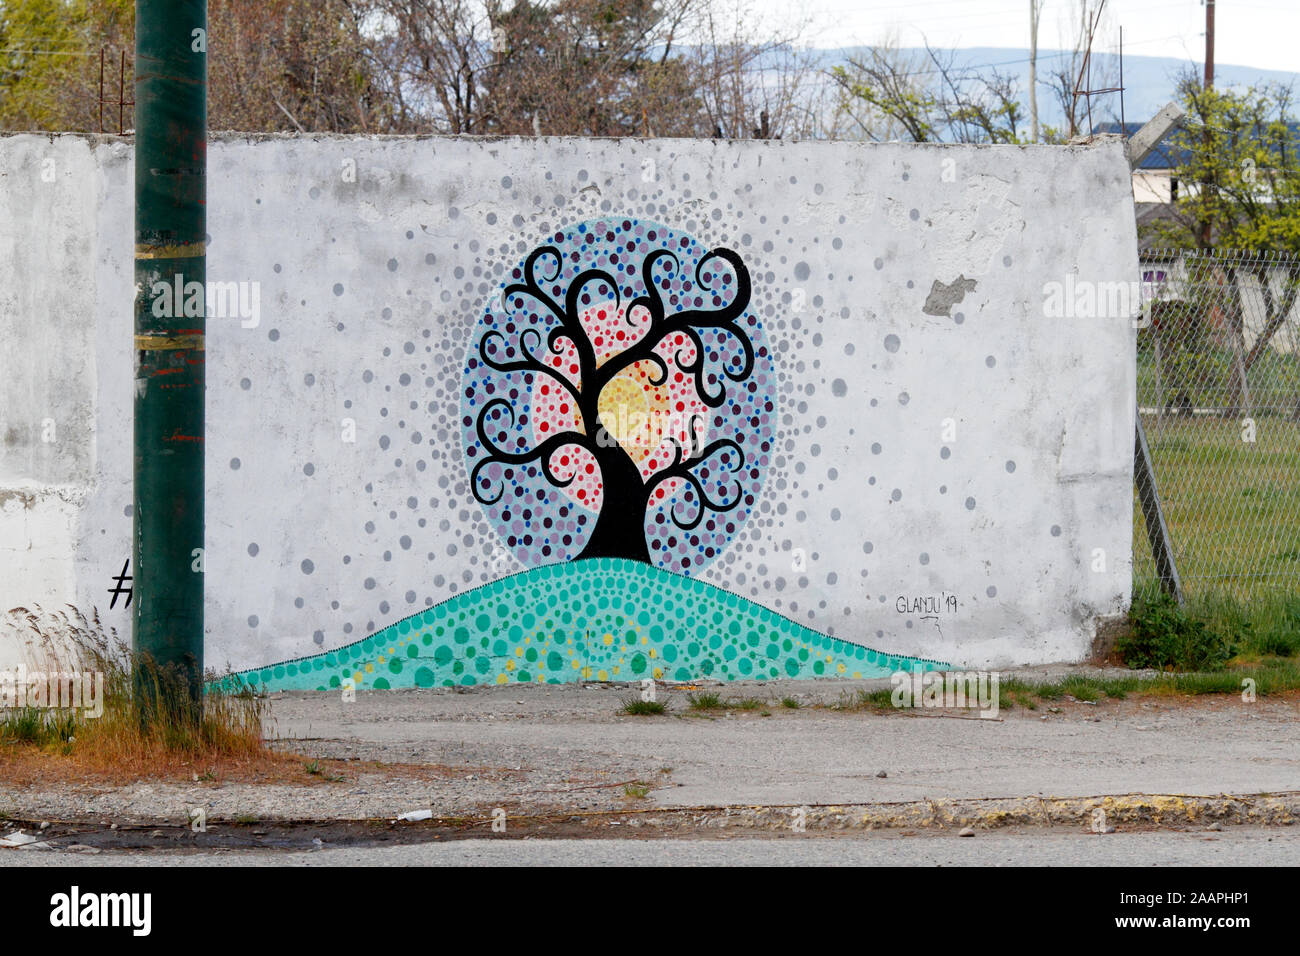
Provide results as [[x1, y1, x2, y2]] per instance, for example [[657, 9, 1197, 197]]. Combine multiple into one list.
[[1121, 587, 1234, 671], [623, 782, 651, 799], [620, 697, 666, 716], [780, 696, 801, 709], [687, 692, 722, 710], [0, 623, 269, 782], [234, 813, 260, 825], [832, 688, 895, 711], [305, 759, 322, 775], [731, 697, 764, 710], [1059, 676, 1101, 702]]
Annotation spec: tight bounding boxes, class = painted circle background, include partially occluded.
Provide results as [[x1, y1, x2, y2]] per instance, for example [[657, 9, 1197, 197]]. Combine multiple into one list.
[[461, 218, 777, 576]]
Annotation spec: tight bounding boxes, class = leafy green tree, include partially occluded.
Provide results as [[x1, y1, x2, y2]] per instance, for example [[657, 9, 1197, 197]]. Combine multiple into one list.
[[0, 0, 133, 131]]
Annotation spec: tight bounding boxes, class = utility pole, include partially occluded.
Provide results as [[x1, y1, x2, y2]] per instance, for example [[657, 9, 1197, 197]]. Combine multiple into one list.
[[1204, 0, 1215, 90], [1029, 0, 1041, 143], [133, 0, 207, 721], [1200, 0, 1215, 247]]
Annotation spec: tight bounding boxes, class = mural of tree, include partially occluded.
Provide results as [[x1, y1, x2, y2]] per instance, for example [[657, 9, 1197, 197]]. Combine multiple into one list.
[[462, 219, 776, 574]]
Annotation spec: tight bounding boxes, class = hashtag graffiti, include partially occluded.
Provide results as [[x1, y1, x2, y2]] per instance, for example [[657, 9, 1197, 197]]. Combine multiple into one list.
[[109, 558, 133, 609]]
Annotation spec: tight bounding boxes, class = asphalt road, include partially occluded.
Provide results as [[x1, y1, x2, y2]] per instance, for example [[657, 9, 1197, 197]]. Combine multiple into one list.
[[3, 828, 1295, 866]]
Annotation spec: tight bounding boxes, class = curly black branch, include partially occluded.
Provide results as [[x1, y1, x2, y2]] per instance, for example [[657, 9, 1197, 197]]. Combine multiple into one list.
[[469, 398, 592, 507], [644, 436, 747, 532]]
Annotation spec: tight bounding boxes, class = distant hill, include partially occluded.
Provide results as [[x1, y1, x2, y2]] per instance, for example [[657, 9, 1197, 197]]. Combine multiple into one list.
[[813, 46, 1300, 132]]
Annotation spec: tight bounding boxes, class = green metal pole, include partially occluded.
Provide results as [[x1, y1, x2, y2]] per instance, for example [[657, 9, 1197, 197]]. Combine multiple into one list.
[[133, 0, 206, 720]]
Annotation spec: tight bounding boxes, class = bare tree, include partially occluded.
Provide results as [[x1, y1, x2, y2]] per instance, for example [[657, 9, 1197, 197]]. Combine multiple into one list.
[[830, 35, 1023, 144]]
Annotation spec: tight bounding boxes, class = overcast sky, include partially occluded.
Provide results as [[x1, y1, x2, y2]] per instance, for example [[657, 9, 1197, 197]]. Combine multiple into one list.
[[760, 0, 1297, 73]]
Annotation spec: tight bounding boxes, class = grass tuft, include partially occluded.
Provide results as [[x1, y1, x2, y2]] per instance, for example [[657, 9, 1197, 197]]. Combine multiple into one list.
[[619, 697, 666, 716]]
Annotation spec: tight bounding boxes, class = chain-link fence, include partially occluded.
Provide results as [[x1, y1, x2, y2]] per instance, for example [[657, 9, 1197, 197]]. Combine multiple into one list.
[[1134, 249, 1300, 599]]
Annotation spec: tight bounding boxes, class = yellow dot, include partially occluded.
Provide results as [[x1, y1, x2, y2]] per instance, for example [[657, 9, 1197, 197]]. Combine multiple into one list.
[[649, 648, 657, 658], [641, 636, 648, 645], [364, 662, 374, 673], [496, 673, 508, 685], [603, 634, 613, 646], [597, 669, 609, 681], [613, 667, 620, 675], [506, 660, 515, 671], [837, 662, 846, 674], [352, 671, 362, 684], [515, 646, 523, 657], [571, 659, 581, 669], [581, 666, 593, 679]]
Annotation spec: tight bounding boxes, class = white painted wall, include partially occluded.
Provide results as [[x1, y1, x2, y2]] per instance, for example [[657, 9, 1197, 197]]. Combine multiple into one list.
[[0, 132, 1137, 673]]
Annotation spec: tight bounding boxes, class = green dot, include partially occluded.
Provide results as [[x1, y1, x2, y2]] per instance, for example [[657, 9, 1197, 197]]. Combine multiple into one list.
[[414, 667, 435, 688]]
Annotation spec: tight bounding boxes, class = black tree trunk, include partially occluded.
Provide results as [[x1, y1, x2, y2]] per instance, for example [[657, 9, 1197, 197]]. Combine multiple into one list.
[[577, 437, 651, 563]]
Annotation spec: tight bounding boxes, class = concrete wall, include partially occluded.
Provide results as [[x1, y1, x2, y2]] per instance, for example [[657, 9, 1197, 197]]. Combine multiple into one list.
[[0, 132, 1137, 679]]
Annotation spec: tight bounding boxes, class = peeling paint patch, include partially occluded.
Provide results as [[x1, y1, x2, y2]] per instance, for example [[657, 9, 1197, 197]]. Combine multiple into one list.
[[922, 275, 978, 316]]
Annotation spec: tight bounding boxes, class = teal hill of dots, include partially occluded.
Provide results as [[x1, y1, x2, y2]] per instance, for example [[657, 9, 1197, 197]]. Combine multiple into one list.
[[209, 559, 950, 693]]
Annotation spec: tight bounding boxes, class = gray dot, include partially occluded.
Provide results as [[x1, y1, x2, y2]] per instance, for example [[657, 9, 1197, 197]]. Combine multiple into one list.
[[871, 442, 882, 454], [884, 334, 901, 353], [831, 378, 847, 397], [909, 208, 920, 221], [247, 543, 258, 557], [985, 355, 996, 367], [1051, 524, 1062, 537], [890, 488, 902, 501], [919, 552, 929, 565], [940, 447, 951, 460], [239, 377, 251, 390], [387, 258, 398, 272], [247, 615, 258, 628], [986, 585, 998, 597], [229, 458, 240, 470], [863, 541, 874, 554], [303, 463, 315, 476], [313, 630, 325, 645], [874, 257, 884, 270], [364, 577, 376, 590], [333, 283, 344, 296], [794, 261, 811, 281], [301, 558, 315, 574], [268, 328, 280, 341], [965, 497, 976, 510], [1002, 255, 1013, 267], [1005, 460, 1017, 473], [898, 391, 910, 405], [304, 373, 316, 386], [400, 535, 412, 550]]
